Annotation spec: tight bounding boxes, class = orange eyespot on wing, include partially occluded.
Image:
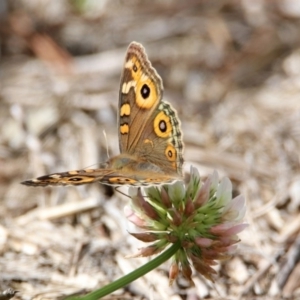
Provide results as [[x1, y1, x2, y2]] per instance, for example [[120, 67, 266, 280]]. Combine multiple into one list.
[[153, 111, 172, 138], [21, 169, 115, 187], [165, 144, 177, 162], [135, 80, 158, 110], [108, 177, 138, 185], [21, 175, 92, 186], [138, 175, 180, 186], [124, 63, 158, 110], [124, 48, 161, 111]]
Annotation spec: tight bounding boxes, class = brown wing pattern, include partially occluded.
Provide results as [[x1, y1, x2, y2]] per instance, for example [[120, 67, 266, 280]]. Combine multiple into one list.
[[118, 42, 183, 177], [22, 42, 184, 188], [21, 166, 179, 187]]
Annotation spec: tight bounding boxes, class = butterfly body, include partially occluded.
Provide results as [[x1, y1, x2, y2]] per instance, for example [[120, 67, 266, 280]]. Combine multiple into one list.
[[22, 42, 184, 188]]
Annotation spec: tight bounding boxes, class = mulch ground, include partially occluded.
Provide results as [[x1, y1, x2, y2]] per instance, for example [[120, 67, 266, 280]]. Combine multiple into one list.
[[1, 1, 300, 299]]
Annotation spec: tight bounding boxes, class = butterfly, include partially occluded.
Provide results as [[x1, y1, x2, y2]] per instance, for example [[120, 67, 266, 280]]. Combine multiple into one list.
[[22, 42, 184, 187]]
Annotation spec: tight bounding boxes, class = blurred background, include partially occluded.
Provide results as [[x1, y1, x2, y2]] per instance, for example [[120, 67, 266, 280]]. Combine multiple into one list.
[[1, 0, 300, 299]]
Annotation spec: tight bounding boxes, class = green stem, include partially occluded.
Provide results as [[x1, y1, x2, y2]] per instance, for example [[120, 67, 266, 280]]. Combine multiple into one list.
[[66, 241, 181, 300]]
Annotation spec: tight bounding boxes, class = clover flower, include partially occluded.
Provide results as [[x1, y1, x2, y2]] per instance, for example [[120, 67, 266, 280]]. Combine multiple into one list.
[[124, 166, 247, 285]]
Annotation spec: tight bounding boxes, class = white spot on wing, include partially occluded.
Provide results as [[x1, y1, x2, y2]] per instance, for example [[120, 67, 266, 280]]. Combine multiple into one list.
[[50, 174, 61, 179], [122, 81, 137, 94], [125, 59, 134, 69], [141, 73, 149, 81]]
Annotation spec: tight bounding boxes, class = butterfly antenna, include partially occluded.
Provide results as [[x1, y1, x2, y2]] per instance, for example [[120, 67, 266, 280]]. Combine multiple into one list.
[[103, 130, 110, 159], [114, 186, 131, 199]]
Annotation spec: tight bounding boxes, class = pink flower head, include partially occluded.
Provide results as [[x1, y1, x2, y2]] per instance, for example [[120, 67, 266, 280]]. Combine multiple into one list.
[[126, 166, 247, 285]]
